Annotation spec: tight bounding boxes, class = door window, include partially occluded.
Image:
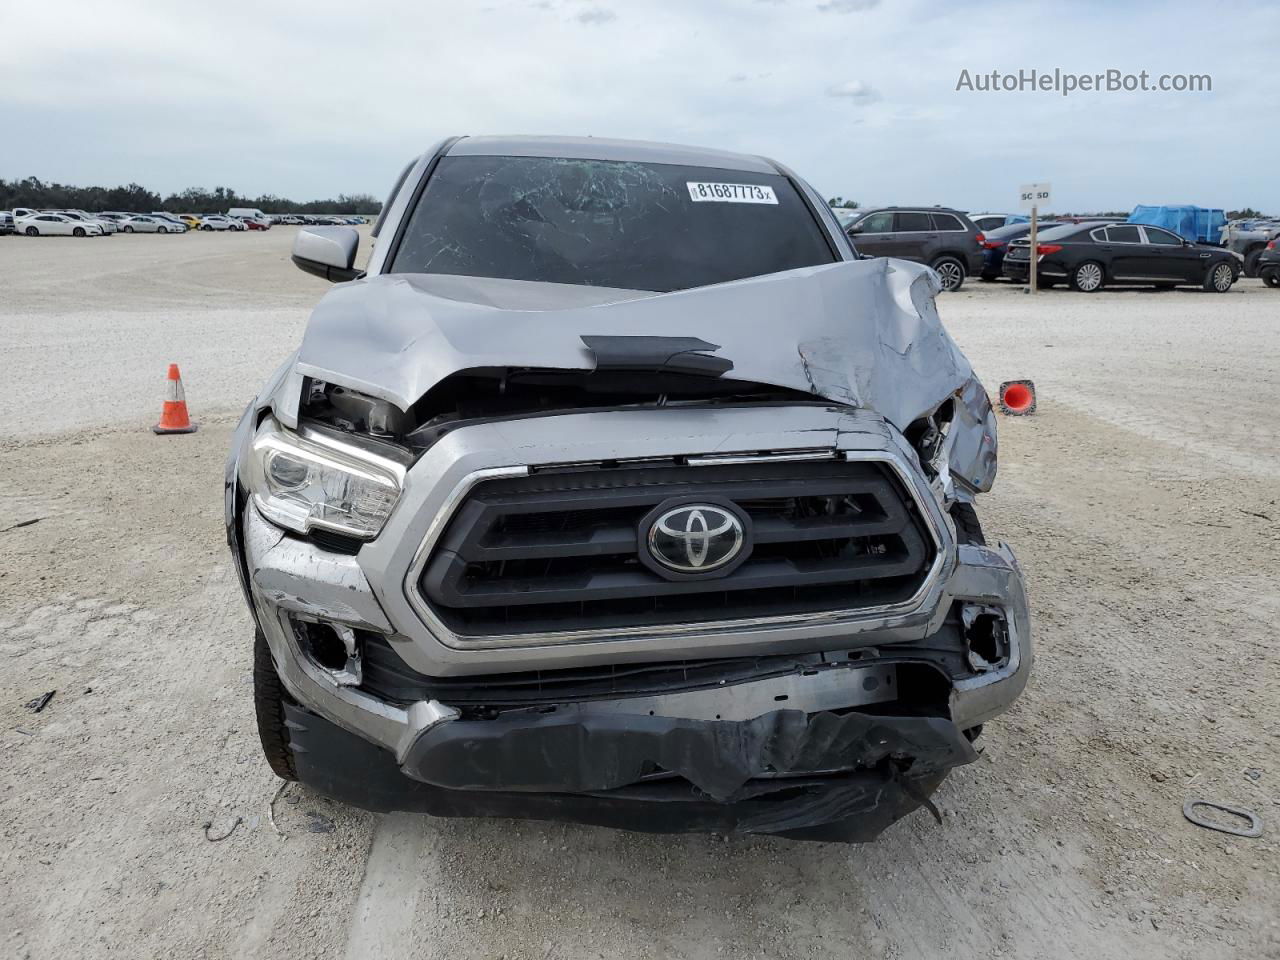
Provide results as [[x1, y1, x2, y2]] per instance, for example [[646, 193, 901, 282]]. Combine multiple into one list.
[[930, 212, 966, 231], [1143, 227, 1183, 246], [856, 212, 894, 233], [895, 211, 933, 232], [1105, 225, 1142, 243]]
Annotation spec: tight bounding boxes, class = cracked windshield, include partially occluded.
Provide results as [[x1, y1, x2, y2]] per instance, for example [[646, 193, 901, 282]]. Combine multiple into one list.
[[390, 155, 835, 291]]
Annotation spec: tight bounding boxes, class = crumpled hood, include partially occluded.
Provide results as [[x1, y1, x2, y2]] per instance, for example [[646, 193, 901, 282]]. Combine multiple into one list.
[[294, 257, 973, 431]]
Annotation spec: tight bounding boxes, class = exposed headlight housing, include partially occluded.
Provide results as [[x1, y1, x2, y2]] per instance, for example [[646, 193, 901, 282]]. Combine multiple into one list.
[[249, 417, 405, 539]]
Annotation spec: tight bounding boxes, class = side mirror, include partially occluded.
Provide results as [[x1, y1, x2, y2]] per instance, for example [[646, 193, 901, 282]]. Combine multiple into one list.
[[846, 223, 863, 235], [292, 226, 361, 282]]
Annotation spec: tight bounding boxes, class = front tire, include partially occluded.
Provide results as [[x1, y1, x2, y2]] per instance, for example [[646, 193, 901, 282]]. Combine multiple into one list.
[[253, 629, 298, 781], [123, 225, 134, 233], [1244, 248, 1264, 278], [931, 255, 966, 292], [73, 227, 86, 237], [158, 226, 167, 234], [1261, 267, 1280, 288], [1070, 260, 1105, 292], [1204, 261, 1234, 293]]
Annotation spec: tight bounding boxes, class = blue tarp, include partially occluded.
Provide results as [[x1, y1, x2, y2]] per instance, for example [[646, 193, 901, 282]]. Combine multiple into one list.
[[1128, 205, 1225, 244]]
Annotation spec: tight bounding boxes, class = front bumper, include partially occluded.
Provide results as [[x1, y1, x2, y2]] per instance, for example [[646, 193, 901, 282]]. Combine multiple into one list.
[[232, 404, 1031, 839], [284, 702, 955, 841]]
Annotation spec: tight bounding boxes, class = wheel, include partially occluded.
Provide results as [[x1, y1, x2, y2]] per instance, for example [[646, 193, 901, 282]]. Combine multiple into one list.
[[253, 629, 298, 781], [202, 224, 212, 231], [1261, 267, 1280, 288], [123, 225, 134, 233], [1243, 248, 1264, 278], [73, 227, 85, 237], [930, 255, 966, 292], [1204, 261, 1234, 293], [157, 226, 167, 234], [951, 502, 986, 546], [1070, 260, 1105, 292], [25, 226, 38, 237]]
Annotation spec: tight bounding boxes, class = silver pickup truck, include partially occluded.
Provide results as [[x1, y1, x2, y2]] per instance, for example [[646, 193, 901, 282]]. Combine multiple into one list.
[[225, 136, 1031, 842]]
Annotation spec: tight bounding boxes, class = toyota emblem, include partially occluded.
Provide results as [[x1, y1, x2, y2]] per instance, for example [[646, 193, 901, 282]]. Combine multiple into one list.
[[643, 502, 748, 577]]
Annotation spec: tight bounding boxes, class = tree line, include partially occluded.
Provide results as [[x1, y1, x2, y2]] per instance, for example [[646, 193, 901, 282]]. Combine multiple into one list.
[[0, 177, 382, 215]]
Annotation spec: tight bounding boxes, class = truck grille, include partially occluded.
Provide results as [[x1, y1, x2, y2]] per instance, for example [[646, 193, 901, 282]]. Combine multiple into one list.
[[417, 459, 936, 637]]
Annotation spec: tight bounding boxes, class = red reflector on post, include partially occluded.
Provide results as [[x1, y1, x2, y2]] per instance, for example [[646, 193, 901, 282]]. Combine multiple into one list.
[[998, 380, 1036, 416]]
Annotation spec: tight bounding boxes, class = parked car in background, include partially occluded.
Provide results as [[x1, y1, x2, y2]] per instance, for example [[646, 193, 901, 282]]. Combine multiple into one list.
[[1256, 240, 1280, 288], [237, 216, 271, 230], [978, 220, 1060, 281], [228, 207, 271, 224], [278, 215, 303, 225], [150, 213, 190, 232], [1221, 218, 1280, 277], [842, 206, 985, 291], [59, 210, 118, 234], [16, 212, 102, 237], [969, 213, 1025, 232], [1002, 221, 1239, 292], [196, 214, 243, 231], [230, 134, 1028, 843], [118, 214, 176, 233], [178, 214, 204, 229], [0, 212, 15, 235]]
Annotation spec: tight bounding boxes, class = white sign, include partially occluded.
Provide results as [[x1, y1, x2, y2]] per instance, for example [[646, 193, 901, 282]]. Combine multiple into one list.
[[686, 182, 778, 204], [1019, 182, 1052, 210]]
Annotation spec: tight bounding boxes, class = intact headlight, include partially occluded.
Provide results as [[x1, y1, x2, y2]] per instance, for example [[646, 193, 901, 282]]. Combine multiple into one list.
[[249, 418, 404, 539]]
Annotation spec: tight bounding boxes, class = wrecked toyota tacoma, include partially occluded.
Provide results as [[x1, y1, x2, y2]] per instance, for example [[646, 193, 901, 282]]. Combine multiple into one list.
[[226, 136, 1031, 842]]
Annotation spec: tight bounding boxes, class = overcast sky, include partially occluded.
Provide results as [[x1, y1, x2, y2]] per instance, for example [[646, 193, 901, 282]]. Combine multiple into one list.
[[3, 0, 1276, 212]]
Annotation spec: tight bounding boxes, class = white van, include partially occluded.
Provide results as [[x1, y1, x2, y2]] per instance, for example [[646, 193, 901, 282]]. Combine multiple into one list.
[[228, 207, 270, 225]]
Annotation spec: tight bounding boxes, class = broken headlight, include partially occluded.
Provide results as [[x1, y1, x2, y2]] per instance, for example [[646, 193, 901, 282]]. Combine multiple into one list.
[[249, 417, 404, 539]]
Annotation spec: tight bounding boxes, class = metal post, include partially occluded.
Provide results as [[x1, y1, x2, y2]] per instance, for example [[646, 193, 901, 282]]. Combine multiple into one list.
[[1028, 205, 1038, 295]]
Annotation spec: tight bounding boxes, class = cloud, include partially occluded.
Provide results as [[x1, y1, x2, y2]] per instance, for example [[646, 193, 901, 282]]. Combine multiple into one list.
[[817, 0, 879, 12], [575, 7, 616, 24], [826, 80, 881, 104]]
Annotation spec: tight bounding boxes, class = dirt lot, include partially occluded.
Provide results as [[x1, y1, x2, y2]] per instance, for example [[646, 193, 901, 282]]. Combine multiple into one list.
[[1, 229, 1277, 959]]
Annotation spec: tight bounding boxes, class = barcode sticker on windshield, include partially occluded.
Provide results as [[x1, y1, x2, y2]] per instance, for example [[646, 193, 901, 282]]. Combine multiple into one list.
[[686, 182, 778, 204]]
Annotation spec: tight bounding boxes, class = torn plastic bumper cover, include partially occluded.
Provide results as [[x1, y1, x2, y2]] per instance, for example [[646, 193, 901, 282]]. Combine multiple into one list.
[[286, 697, 976, 840]]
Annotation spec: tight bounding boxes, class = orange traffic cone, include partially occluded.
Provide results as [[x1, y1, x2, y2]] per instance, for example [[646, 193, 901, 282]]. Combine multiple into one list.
[[998, 380, 1036, 416], [153, 363, 198, 434]]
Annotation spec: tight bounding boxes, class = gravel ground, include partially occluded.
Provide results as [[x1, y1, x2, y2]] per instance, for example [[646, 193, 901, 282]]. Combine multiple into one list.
[[1, 229, 1277, 959]]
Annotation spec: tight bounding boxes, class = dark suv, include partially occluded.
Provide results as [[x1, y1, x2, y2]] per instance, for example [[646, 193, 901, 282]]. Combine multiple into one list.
[[843, 206, 985, 291]]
